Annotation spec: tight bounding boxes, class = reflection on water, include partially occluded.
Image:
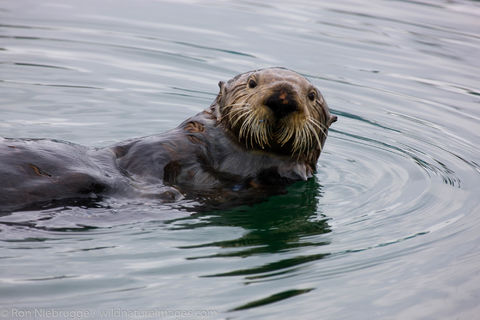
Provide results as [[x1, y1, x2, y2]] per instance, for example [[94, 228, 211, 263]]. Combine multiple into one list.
[[168, 179, 329, 310], [1, 0, 480, 318], [230, 288, 314, 312], [174, 179, 329, 268]]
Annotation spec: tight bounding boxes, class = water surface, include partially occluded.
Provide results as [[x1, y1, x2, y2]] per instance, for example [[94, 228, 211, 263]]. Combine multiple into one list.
[[1, 0, 479, 319]]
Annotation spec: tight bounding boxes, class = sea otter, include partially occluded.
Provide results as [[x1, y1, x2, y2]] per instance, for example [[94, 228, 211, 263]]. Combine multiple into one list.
[[0, 68, 337, 212]]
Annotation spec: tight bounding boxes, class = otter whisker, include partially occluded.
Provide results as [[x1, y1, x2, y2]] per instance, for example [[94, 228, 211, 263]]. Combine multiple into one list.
[[239, 111, 256, 146], [255, 120, 268, 148], [230, 113, 247, 129], [230, 107, 251, 128], [248, 110, 265, 147], [306, 119, 323, 152], [275, 116, 322, 157], [260, 121, 271, 148], [245, 113, 256, 148], [305, 122, 318, 150], [308, 117, 327, 137], [228, 105, 249, 117], [224, 103, 248, 120], [299, 127, 311, 158], [228, 89, 276, 149], [277, 127, 294, 147], [303, 125, 312, 153], [294, 124, 307, 155]]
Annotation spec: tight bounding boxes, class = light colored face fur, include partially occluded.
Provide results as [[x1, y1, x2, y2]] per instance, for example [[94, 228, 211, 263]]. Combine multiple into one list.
[[212, 68, 337, 159]]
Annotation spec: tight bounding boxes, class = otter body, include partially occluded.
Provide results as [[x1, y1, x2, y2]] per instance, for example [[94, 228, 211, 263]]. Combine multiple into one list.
[[0, 68, 337, 211]]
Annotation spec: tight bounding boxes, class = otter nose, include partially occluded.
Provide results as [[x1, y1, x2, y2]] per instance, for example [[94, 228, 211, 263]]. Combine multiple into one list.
[[265, 87, 298, 118]]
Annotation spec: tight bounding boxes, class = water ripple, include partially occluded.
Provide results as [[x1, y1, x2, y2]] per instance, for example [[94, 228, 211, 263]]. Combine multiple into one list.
[[1, 0, 480, 318]]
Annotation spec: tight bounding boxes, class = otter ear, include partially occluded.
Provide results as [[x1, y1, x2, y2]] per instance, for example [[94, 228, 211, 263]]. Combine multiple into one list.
[[218, 80, 226, 90], [211, 81, 226, 121], [327, 115, 338, 127]]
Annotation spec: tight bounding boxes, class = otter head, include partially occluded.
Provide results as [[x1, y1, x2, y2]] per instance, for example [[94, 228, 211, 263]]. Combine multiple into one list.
[[211, 67, 337, 166]]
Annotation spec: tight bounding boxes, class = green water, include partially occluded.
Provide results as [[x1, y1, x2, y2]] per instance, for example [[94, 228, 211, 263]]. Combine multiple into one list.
[[1, 0, 479, 319]]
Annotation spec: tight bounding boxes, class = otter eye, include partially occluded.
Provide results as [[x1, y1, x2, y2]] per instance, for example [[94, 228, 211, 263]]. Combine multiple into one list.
[[308, 91, 316, 101], [248, 79, 257, 89]]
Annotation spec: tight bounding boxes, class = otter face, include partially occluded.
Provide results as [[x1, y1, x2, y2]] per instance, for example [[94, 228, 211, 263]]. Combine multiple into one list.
[[213, 68, 337, 160]]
